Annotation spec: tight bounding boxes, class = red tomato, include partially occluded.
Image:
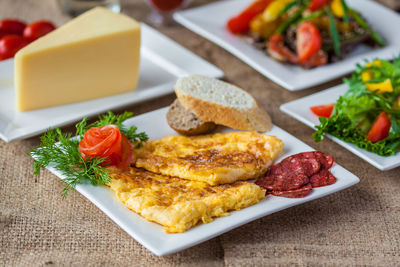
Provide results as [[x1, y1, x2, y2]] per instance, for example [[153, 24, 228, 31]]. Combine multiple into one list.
[[308, 0, 330, 11], [310, 104, 335, 118], [0, 19, 27, 35], [79, 125, 124, 167], [148, 0, 184, 12], [0, 35, 29, 60], [366, 112, 391, 143], [302, 49, 328, 67], [297, 21, 322, 64], [268, 34, 298, 63], [227, 0, 272, 34], [0, 28, 7, 39], [23, 20, 55, 42]]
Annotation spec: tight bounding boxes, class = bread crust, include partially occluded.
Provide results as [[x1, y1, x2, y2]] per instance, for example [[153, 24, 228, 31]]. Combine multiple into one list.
[[175, 87, 272, 132], [166, 99, 216, 135]]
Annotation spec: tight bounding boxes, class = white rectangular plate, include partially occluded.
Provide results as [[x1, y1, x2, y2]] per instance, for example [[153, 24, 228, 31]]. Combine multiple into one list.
[[0, 23, 223, 142], [174, 0, 400, 90], [280, 84, 400, 170], [44, 107, 359, 256]]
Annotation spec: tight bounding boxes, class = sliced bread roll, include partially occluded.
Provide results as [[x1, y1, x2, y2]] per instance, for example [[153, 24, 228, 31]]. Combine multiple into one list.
[[175, 75, 272, 132], [167, 99, 216, 136]]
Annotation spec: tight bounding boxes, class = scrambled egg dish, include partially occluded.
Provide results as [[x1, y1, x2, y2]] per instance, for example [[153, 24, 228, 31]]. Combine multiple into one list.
[[134, 131, 283, 185], [108, 167, 266, 233]]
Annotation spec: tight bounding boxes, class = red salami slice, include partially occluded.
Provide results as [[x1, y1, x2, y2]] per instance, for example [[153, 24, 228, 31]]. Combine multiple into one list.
[[310, 169, 337, 187], [271, 183, 313, 198], [281, 155, 320, 177], [255, 171, 309, 191], [312, 151, 334, 169]]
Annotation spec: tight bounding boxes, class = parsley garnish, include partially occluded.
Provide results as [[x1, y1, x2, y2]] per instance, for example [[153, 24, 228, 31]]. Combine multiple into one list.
[[30, 111, 148, 198]]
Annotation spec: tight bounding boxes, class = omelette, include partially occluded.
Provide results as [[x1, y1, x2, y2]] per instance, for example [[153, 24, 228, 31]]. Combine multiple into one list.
[[107, 167, 266, 233], [133, 131, 283, 185]]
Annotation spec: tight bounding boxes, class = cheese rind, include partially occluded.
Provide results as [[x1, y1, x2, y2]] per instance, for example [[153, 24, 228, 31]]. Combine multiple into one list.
[[15, 7, 141, 111]]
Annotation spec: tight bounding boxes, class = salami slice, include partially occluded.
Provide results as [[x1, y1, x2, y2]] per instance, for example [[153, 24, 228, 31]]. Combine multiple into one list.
[[310, 169, 337, 187], [281, 155, 320, 177], [312, 151, 334, 169], [255, 171, 309, 191], [270, 183, 313, 198]]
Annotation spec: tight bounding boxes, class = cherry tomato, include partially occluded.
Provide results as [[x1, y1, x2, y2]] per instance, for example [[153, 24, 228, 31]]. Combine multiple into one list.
[[268, 33, 298, 63], [310, 104, 335, 118], [366, 112, 391, 143], [297, 21, 322, 64], [308, 0, 330, 11], [302, 50, 328, 67], [23, 20, 55, 42], [0, 35, 29, 60], [0, 19, 27, 35], [227, 0, 273, 34], [0, 28, 7, 39]]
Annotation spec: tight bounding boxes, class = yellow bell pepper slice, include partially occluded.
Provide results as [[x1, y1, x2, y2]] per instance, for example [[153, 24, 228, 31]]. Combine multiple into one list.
[[331, 0, 344, 18], [361, 60, 393, 93], [262, 0, 292, 22]]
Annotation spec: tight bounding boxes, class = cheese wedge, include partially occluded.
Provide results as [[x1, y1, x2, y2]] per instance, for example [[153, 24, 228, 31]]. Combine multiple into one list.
[[15, 7, 141, 111]]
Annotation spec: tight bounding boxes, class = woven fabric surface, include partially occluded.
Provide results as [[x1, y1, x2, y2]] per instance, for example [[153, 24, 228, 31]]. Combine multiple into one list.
[[0, 0, 399, 266]]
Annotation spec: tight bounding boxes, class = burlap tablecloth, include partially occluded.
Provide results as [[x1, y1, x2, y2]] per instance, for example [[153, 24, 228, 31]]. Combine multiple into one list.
[[1, 0, 399, 266]]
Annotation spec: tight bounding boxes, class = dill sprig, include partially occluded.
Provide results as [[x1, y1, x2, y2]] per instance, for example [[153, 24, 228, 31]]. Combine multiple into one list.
[[30, 111, 148, 198]]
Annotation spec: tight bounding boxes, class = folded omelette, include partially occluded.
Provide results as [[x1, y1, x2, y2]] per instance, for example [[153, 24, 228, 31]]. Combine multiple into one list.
[[133, 131, 283, 185], [107, 167, 266, 233]]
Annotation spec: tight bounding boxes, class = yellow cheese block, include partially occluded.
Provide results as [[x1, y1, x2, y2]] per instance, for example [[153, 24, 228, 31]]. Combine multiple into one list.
[[15, 7, 141, 111]]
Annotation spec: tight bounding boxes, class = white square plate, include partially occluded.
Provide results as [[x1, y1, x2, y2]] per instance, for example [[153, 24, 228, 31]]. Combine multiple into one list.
[[44, 107, 359, 256], [0, 23, 223, 142], [174, 0, 400, 90], [280, 84, 400, 170]]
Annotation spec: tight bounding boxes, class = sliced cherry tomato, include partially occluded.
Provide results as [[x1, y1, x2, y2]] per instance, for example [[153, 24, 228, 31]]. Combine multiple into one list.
[[23, 20, 55, 42], [302, 49, 328, 67], [227, 0, 273, 34], [0, 19, 27, 35], [310, 104, 335, 118], [308, 0, 330, 11], [268, 33, 298, 63], [366, 112, 391, 143], [79, 125, 125, 167], [0, 35, 29, 60], [297, 21, 322, 64]]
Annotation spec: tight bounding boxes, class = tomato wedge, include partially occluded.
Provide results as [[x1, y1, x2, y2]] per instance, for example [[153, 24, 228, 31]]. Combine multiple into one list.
[[310, 104, 335, 118], [268, 33, 298, 63], [297, 21, 322, 64], [79, 125, 124, 167], [308, 0, 330, 11], [227, 0, 272, 34], [366, 112, 391, 143]]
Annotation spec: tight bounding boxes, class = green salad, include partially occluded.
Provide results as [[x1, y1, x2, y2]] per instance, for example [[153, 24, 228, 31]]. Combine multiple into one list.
[[313, 54, 400, 156]]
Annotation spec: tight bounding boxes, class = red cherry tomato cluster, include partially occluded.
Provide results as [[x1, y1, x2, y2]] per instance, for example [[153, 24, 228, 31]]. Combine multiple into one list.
[[0, 19, 56, 61]]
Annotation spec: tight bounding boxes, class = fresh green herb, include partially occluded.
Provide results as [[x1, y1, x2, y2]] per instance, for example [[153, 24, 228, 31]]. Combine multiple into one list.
[[276, 1, 308, 34], [340, 0, 350, 25], [349, 9, 385, 46], [313, 55, 400, 156], [325, 7, 341, 57], [278, 0, 299, 17], [30, 111, 148, 198], [295, 10, 324, 25]]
